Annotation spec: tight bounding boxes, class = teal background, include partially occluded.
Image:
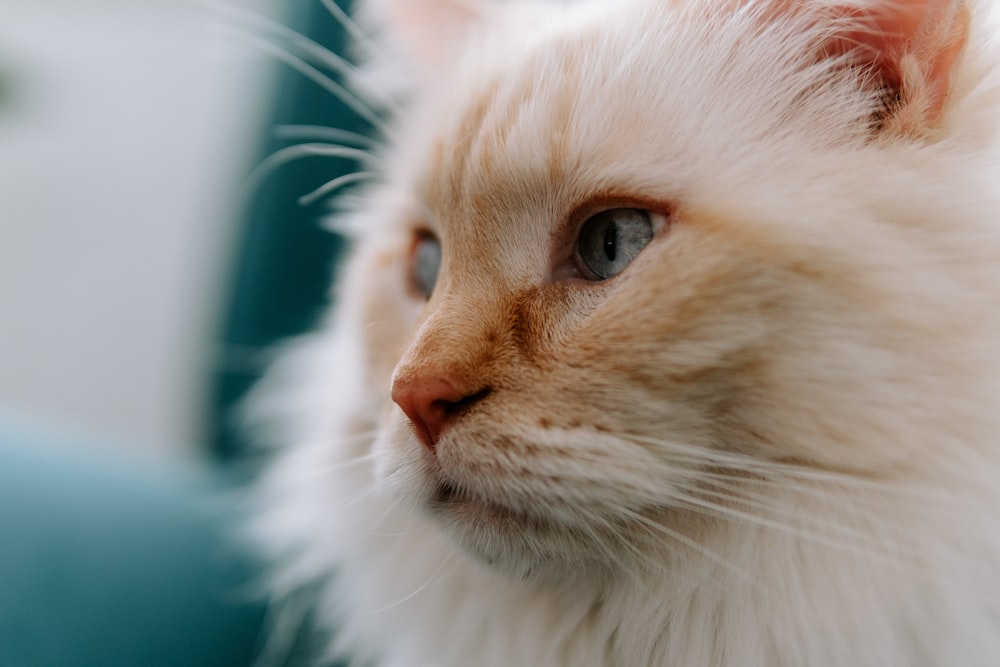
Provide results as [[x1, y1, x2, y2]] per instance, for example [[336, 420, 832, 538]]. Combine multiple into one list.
[[0, 422, 265, 667], [0, 1, 364, 664]]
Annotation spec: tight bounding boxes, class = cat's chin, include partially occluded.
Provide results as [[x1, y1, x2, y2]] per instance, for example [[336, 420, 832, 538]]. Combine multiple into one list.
[[396, 474, 620, 583], [424, 478, 618, 582]]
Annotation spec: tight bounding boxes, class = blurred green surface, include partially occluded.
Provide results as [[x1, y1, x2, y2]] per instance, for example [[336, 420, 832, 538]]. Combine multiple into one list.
[[0, 423, 267, 667]]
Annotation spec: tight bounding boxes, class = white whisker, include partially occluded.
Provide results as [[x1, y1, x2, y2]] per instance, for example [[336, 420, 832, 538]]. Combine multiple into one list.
[[625, 433, 966, 504], [666, 487, 916, 569], [371, 550, 456, 614], [298, 171, 379, 206], [319, 0, 377, 53], [692, 478, 893, 553], [347, 476, 392, 507], [201, 0, 361, 70], [619, 507, 758, 585], [227, 30, 388, 131], [292, 449, 382, 481], [242, 143, 374, 202], [275, 124, 377, 148]]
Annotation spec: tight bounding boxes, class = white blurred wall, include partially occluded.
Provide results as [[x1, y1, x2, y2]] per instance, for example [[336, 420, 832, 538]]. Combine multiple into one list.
[[0, 0, 282, 462]]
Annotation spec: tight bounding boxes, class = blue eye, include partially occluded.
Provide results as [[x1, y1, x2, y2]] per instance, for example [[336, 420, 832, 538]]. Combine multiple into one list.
[[576, 208, 654, 281], [412, 233, 441, 298]]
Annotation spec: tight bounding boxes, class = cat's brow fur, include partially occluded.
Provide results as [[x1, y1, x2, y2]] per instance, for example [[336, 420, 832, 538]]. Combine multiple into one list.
[[249, 0, 1000, 664]]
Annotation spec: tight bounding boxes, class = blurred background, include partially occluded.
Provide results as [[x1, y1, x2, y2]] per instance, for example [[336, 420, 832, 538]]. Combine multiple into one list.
[[0, 0, 284, 464], [0, 4, 363, 664]]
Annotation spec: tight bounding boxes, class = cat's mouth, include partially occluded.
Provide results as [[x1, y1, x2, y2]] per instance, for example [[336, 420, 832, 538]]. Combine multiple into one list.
[[429, 477, 525, 520], [425, 473, 641, 581], [432, 479, 464, 505], [428, 474, 567, 538]]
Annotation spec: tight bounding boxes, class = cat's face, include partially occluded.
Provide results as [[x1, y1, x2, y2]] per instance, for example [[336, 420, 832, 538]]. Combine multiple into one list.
[[344, 0, 979, 578]]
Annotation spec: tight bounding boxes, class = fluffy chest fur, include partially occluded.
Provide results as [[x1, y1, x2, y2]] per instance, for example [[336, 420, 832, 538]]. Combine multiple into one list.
[[251, 0, 1000, 664]]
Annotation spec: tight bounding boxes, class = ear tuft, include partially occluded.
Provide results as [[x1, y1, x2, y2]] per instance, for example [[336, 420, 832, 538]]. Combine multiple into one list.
[[829, 0, 970, 135], [364, 0, 488, 72]]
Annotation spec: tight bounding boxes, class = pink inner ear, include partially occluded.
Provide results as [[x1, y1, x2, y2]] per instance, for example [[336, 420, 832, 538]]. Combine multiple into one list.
[[829, 0, 970, 128], [379, 0, 484, 72]]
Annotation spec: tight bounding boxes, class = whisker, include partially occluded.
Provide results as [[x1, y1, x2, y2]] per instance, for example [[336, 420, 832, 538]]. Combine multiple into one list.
[[368, 494, 412, 538], [666, 487, 916, 569], [694, 466, 967, 513], [198, 0, 372, 86], [290, 448, 383, 481], [625, 433, 967, 503], [242, 142, 374, 201], [692, 478, 892, 551], [227, 30, 388, 131], [319, 0, 377, 53], [619, 507, 758, 585], [298, 171, 379, 206], [572, 517, 641, 582], [275, 124, 377, 148], [371, 550, 456, 614], [347, 475, 392, 507]]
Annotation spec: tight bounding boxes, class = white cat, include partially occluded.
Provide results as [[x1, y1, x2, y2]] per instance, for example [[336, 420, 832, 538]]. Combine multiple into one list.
[[250, 0, 1000, 664]]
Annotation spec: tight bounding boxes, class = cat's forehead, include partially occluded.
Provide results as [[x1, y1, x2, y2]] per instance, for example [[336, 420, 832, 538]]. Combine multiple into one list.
[[393, 8, 677, 274], [410, 7, 831, 197], [416, 4, 684, 208]]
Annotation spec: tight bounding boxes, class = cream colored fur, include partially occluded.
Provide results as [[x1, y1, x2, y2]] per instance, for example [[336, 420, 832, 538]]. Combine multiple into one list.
[[250, 0, 1000, 664]]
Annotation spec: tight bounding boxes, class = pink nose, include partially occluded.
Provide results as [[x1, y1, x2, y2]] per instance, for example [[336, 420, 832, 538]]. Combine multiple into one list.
[[391, 372, 489, 452]]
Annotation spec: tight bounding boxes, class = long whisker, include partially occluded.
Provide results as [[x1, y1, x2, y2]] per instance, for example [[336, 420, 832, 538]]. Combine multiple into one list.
[[319, 0, 377, 52], [371, 550, 456, 614], [242, 142, 374, 201], [201, 0, 363, 72], [298, 171, 379, 206], [366, 490, 418, 539], [227, 30, 388, 131], [290, 448, 383, 481], [625, 433, 966, 503], [692, 478, 897, 553], [571, 516, 643, 583], [618, 507, 758, 585], [275, 124, 377, 148], [666, 487, 917, 569], [347, 474, 395, 507]]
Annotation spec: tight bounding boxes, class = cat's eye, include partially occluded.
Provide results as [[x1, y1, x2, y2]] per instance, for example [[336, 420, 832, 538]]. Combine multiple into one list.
[[575, 208, 655, 281], [411, 232, 441, 299]]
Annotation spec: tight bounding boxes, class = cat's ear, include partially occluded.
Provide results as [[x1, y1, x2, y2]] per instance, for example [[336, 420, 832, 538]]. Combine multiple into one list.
[[840, 0, 969, 134], [364, 0, 490, 72], [820, 0, 970, 134]]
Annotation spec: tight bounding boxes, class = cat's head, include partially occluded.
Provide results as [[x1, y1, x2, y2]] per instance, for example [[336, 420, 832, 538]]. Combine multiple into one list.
[[339, 0, 998, 579]]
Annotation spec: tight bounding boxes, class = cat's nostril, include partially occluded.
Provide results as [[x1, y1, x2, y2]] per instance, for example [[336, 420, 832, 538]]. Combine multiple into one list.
[[391, 374, 490, 452]]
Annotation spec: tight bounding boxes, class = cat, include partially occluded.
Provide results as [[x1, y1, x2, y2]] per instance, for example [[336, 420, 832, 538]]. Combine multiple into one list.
[[249, 0, 1000, 664]]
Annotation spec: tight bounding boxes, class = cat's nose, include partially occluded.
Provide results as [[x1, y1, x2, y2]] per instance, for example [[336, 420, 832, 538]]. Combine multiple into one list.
[[390, 372, 490, 452]]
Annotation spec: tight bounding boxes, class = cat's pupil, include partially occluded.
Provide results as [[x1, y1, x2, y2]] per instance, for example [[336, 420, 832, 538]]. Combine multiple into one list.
[[603, 223, 617, 262], [576, 208, 654, 281]]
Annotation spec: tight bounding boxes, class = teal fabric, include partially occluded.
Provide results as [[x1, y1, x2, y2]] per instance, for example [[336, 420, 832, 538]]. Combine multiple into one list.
[[0, 421, 266, 666]]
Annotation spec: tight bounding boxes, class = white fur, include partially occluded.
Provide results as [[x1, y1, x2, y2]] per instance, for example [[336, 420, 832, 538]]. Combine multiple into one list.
[[250, 0, 1000, 664]]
